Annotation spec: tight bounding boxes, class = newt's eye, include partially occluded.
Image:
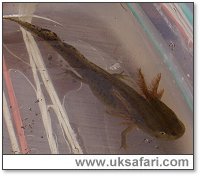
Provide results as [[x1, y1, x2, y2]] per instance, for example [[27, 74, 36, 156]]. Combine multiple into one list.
[[159, 131, 166, 135]]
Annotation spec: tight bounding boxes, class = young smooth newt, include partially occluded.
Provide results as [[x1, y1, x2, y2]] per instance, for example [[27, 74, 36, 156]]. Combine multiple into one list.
[[4, 17, 185, 149]]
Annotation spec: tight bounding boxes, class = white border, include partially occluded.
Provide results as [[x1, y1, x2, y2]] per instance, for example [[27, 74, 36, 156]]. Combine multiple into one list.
[[3, 155, 193, 170]]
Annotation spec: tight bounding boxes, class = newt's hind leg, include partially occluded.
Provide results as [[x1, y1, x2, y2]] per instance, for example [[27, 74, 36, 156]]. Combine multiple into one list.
[[112, 71, 135, 86], [112, 71, 128, 80], [120, 123, 135, 149], [105, 108, 131, 120]]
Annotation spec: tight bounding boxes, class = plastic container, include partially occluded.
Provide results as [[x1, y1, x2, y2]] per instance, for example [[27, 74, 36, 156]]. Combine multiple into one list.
[[3, 3, 193, 154]]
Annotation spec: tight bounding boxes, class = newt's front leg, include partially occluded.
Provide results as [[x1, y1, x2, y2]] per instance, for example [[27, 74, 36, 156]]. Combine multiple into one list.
[[120, 122, 135, 149]]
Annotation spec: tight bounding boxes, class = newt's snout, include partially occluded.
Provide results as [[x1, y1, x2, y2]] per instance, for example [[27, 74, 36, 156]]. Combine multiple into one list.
[[150, 99, 185, 140]]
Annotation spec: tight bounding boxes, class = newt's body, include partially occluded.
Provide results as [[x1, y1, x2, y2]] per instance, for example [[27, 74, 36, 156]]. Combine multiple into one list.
[[4, 17, 185, 148]]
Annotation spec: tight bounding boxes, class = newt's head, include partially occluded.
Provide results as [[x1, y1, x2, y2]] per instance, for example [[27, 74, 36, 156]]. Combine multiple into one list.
[[148, 99, 185, 140], [136, 69, 185, 140]]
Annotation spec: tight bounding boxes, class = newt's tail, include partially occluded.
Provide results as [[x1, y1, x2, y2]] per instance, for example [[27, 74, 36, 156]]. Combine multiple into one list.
[[3, 17, 60, 41]]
